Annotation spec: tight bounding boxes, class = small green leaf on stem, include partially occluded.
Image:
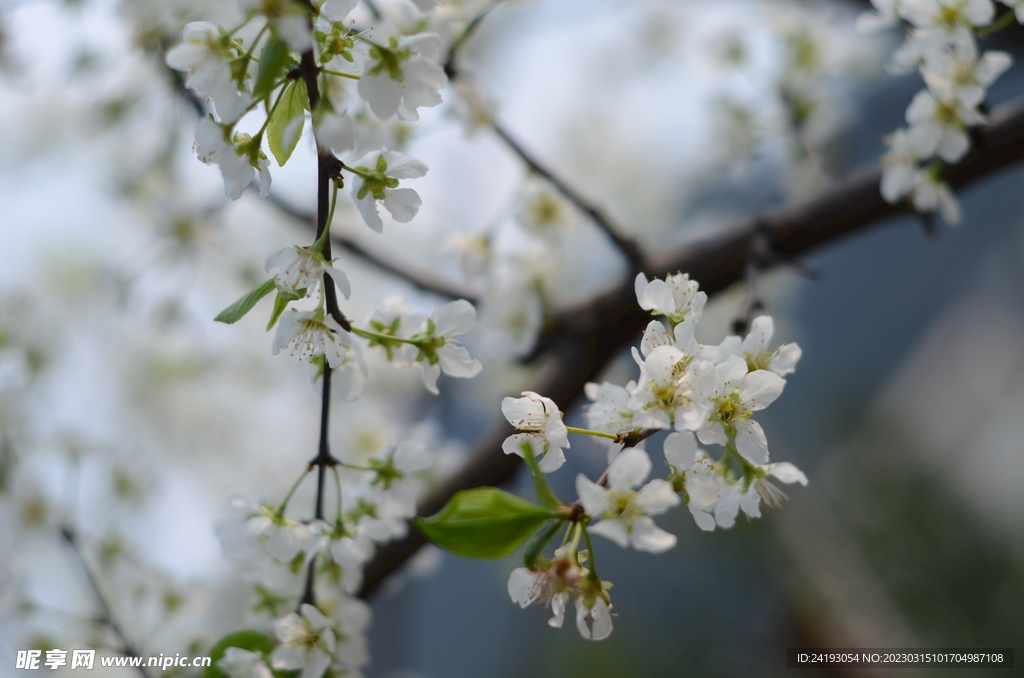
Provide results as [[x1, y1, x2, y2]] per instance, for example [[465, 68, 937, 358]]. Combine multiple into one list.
[[214, 279, 276, 324], [253, 36, 289, 100], [416, 487, 558, 559], [268, 80, 307, 166]]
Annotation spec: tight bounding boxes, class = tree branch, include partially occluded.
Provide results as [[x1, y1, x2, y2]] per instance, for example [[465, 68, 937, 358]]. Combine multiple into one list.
[[357, 95, 1024, 599], [60, 527, 152, 678]]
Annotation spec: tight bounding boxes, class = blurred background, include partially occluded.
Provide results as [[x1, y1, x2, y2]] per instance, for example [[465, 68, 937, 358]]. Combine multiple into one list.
[[0, 0, 1022, 677]]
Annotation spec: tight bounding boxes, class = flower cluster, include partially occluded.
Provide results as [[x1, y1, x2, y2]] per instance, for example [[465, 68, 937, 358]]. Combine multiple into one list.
[[499, 273, 806, 640], [866, 0, 1014, 223]]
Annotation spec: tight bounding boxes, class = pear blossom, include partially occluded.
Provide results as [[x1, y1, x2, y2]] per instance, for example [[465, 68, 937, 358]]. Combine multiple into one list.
[[320, 0, 358, 21], [218, 648, 272, 678], [898, 0, 996, 31], [628, 345, 712, 431], [502, 391, 570, 472], [271, 604, 335, 678], [575, 447, 680, 553], [265, 246, 351, 298], [226, 497, 319, 562], [634, 272, 707, 328], [920, 30, 1011, 106], [575, 596, 614, 641], [310, 342, 367, 402], [734, 315, 802, 376], [363, 296, 420, 365], [905, 88, 984, 163], [409, 300, 483, 394], [238, 0, 312, 52], [480, 285, 543, 359], [881, 128, 926, 203], [714, 462, 808, 528], [165, 22, 232, 98], [358, 34, 447, 121], [663, 432, 722, 532], [272, 309, 351, 367], [697, 355, 785, 465], [350, 150, 428, 232], [194, 119, 271, 200]]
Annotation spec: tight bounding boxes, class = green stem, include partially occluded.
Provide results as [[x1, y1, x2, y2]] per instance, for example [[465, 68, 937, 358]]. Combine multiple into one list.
[[520, 442, 562, 509], [332, 465, 344, 525], [350, 325, 422, 346], [321, 68, 360, 80], [978, 10, 1017, 38], [344, 165, 373, 180], [311, 180, 339, 251], [335, 461, 376, 472], [565, 426, 618, 441], [275, 468, 312, 518], [581, 525, 600, 581]]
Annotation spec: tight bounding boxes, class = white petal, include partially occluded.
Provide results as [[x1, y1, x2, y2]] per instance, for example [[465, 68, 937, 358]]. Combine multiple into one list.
[[589, 519, 629, 548], [382, 187, 422, 223], [575, 474, 609, 517], [629, 516, 677, 553], [766, 461, 808, 486], [662, 431, 697, 469], [740, 370, 785, 410], [607, 447, 652, 490], [735, 420, 769, 466], [636, 479, 681, 515]]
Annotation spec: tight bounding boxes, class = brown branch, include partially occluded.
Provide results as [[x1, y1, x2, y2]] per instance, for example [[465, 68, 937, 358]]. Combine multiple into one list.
[[61, 527, 153, 678], [357, 95, 1024, 599]]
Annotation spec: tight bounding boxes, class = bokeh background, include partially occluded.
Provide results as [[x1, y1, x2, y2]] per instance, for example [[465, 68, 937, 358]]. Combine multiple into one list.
[[0, 0, 1022, 677]]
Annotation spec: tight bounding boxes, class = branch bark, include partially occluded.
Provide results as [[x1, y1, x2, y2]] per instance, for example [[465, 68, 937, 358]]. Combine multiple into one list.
[[357, 95, 1024, 599]]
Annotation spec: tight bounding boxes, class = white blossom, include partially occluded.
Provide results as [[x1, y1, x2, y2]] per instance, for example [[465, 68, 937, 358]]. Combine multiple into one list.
[[272, 309, 351, 367], [696, 355, 785, 465], [238, 0, 313, 52], [906, 88, 983, 163], [502, 391, 570, 472], [634, 272, 707, 327], [583, 381, 635, 437], [628, 345, 712, 431], [350, 150, 427, 232], [575, 596, 613, 641], [218, 648, 272, 678], [663, 432, 721, 532], [857, 0, 902, 33], [575, 447, 680, 553], [271, 604, 336, 678], [898, 0, 996, 31], [736, 316, 802, 377], [358, 34, 447, 121], [265, 246, 351, 298], [194, 119, 270, 200], [410, 300, 483, 394], [165, 22, 232, 98], [921, 29, 1011, 107], [714, 462, 808, 528]]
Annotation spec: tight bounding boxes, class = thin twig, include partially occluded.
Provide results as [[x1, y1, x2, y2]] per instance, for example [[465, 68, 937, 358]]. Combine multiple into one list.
[[60, 528, 153, 678]]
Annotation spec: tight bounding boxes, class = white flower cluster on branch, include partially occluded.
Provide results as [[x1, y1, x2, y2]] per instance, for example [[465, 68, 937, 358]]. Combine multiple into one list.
[[495, 273, 806, 641], [867, 0, 1016, 223]]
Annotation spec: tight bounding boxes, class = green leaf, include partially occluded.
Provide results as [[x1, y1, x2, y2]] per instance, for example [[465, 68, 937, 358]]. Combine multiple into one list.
[[268, 80, 307, 166], [266, 292, 291, 331], [416, 487, 558, 559], [214, 279, 276, 324], [524, 520, 563, 569], [253, 36, 289, 101], [203, 630, 276, 678]]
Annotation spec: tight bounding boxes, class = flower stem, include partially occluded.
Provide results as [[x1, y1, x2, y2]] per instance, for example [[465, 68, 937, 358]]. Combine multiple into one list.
[[978, 10, 1017, 38], [350, 325, 422, 345], [276, 468, 312, 518], [564, 426, 618, 440], [321, 68, 360, 80]]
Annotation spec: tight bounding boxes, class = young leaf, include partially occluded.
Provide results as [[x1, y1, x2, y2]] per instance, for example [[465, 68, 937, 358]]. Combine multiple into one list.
[[268, 80, 308, 166], [253, 36, 289, 101], [202, 629, 276, 678], [214, 279, 276, 324], [416, 487, 558, 559], [266, 292, 291, 331]]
